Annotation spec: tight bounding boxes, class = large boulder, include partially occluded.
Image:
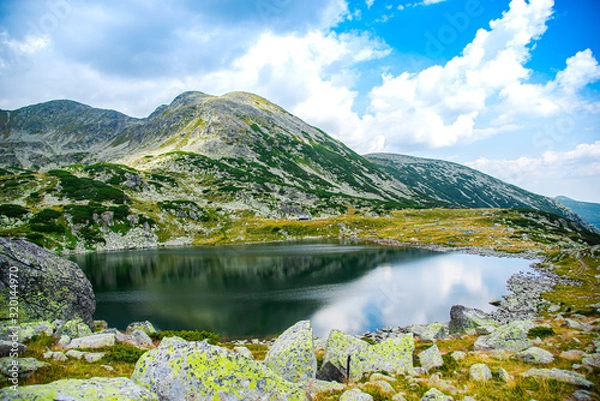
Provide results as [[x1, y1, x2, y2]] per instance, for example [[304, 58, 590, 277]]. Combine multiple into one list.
[[56, 318, 93, 339], [513, 347, 555, 365], [449, 305, 497, 335], [0, 321, 54, 342], [131, 337, 306, 400], [418, 344, 444, 371], [0, 238, 95, 328], [0, 377, 158, 400], [322, 330, 414, 382], [469, 363, 492, 381], [0, 357, 49, 378], [474, 320, 534, 352], [66, 333, 116, 349], [521, 368, 593, 388], [264, 320, 317, 383]]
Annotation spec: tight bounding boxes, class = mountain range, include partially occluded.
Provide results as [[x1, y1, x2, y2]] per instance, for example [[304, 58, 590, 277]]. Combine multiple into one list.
[[0, 91, 597, 250], [555, 196, 600, 230]]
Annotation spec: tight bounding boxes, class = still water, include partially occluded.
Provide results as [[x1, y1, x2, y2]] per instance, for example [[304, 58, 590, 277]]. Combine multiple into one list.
[[72, 242, 532, 338]]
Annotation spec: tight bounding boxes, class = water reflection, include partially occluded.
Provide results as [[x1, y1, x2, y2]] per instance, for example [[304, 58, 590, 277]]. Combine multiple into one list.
[[72, 243, 530, 338]]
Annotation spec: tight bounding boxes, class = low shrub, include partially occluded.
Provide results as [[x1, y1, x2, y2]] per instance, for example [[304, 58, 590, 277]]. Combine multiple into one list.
[[150, 330, 220, 344]]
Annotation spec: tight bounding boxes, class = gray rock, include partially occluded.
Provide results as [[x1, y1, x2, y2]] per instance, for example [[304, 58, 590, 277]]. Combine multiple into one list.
[[450, 351, 466, 362], [419, 344, 443, 371], [365, 380, 395, 394], [420, 388, 454, 401], [560, 350, 585, 361], [58, 335, 71, 348], [548, 305, 561, 313], [233, 346, 254, 359], [449, 305, 497, 335], [0, 238, 95, 327], [128, 330, 154, 349], [42, 350, 68, 362], [521, 368, 593, 388], [340, 388, 374, 401], [0, 377, 158, 400], [421, 323, 448, 342], [84, 352, 106, 363], [513, 347, 555, 365], [66, 333, 116, 349], [304, 379, 345, 397], [0, 321, 55, 342], [316, 361, 346, 383], [474, 320, 534, 351], [392, 394, 407, 401], [65, 350, 86, 360], [498, 367, 513, 382], [370, 372, 396, 383], [428, 373, 459, 395], [56, 318, 93, 339], [565, 319, 593, 332], [0, 341, 26, 357], [131, 337, 305, 400], [568, 390, 600, 401], [469, 363, 492, 381], [264, 320, 317, 383], [582, 355, 600, 368], [126, 321, 157, 336], [0, 357, 49, 378]]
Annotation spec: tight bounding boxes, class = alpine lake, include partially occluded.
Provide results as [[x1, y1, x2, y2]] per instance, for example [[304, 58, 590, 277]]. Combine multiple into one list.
[[71, 241, 533, 338]]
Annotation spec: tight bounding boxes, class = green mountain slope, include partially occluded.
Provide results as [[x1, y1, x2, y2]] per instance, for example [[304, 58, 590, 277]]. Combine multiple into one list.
[[555, 196, 600, 229]]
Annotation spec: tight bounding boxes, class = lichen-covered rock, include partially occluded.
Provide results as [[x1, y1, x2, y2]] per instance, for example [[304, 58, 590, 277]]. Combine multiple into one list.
[[56, 318, 93, 339], [0, 377, 158, 400], [264, 320, 317, 383], [0, 321, 54, 342], [449, 305, 497, 335], [365, 380, 395, 394], [370, 372, 396, 383], [420, 388, 453, 401], [43, 350, 68, 362], [474, 320, 534, 351], [126, 321, 157, 336], [419, 344, 443, 371], [469, 363, 492, 381], [323, 330, 414, 382], [339, 388, 374, 401], [565, 319, 593, 332], [420, 323, 448, 342], [66, 333, 116, 349], [513, 347, 555, 365], [559, 350, 584, 361], [128, 330, 155, 349], [233, 346, 255, 359], [0, 357, 49, 378], [450, 351, 466, 362], [131, 337, 306, 400], [0, 238, 95, 327], [304, 379, 345, 397], [498, 367, 513, 382], [521, 368, 593, 388], [0, 341, 26, 358]]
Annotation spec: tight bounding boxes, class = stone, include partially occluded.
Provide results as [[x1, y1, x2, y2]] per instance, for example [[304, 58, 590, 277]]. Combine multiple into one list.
[[450, 351, 466, 362], [56, 318, 93, 339], [66, 333, 116, 349], [420, 388, 454, 401], [521, 368, 593, 388], [469, 363, 492, 382], [233, 346, 254, 359], [365, 380, 395, 394], [498, 367, 513, 382], [449, 305, 497, 335], [462, 397, 477, 401], [131, 337, 306, 400], [568, 390, 599, 401], [392, 394, 407, 401], [474, 320, 534, 351], [339, 388, 374, 401], [565, 319, 593, 332], [560, 350, 585, 360], [421, 323, 448, 342], [84, 352, 106, 363], [0, 341, 26, 357], [316, 361, 347, 383], [0, 357, 49, 378], [65, 350, 86, 360], [0, 377, 158, 400], [0, 321, 55, 342], [95, 320, 109, 331], [419, 344, 443, 371], [513, 347, 555, 365], [58, 335, 71, 348], [582, 355, 600, 368], [42, 350, 68, 362], [0, 238, 95, 327], [129, 330, 154, 348], [548, 305, 561, 313], [304, 379, 345, 397], [126, 321, 157, 336], [264, 320, 317, 383], [370, 372, 396, 383], [428, 373, 459, 394]]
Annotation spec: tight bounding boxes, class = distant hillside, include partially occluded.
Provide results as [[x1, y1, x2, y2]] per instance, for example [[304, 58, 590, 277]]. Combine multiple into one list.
[[555, 196, 600, 229]]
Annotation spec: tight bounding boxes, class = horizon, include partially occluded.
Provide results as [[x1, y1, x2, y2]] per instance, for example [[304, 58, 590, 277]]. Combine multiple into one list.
[[1, 0, 599, 202]]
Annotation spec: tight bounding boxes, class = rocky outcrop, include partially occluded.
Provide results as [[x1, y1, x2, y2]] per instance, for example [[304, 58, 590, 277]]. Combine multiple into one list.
[[0, 377, 158, 400], [449, 305, 497, 335], [131, 337, 306, 400], [0, 238, 95, 327], [418, 344, 443, 372], [473, 320, 534, 351], [513, 347, 555, 365], [66, 333, 116, 349], [264, 320, 317, 383], [521, 368, 593, 388]]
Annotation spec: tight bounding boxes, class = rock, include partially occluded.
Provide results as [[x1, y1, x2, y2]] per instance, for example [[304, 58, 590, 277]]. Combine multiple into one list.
[[340, 388, 374, 401], [65, 350, 86, 359], [264, 320, 317, 383], [233, 346, 254, 359], [58, 335, 71, 348], [491, 350, 511, 361], [450, 351, 466, 362], [568, 390, 599, 401], [560, 350, 585, 361], [462, 397, 477, 401], [498, 367, 513, 382], [131, 337, 305, 400], [0, 377, 158, 400], [56, 318, 93, 339], [304, 379, 345, 397], [95, 320, 109, 331], [474, 320, 534, 351], [449, 305, 497, 335], [101, 364, 114, 371], [129, 330, 154, 348], [469, 363, 492, 381], [548, 305, 561, 313], [513, 347, 554, 365], [0, 238, 95, 327], [0, 357, 49, 378], [126, 321, 157, 336], [370, 372, 396, 383], [419, 344, 443, 371], [420, 388, 453, 401], [521, 368, 593, 388], [565, 319, 593, 332], [66, 333, 116, 349], [316, 361, 346, 383], [582, 355, 600, 368], [84, 352, 106, 363], [428, 373, 459, 395], [42, 350, 68, 362], [365, 380, 395, 394], [0, 341, 26, 357], [0, 321, 55, 342], [322, 330, 414, 382], [421, 323, 448, 342], [392, 394, 407, 401]]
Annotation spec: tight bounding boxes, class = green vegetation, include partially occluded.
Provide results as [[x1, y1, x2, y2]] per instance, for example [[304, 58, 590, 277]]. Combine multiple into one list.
[[150, 330, 220, 344], [0, 203, 29, 218], [528, 326, 555, 339], [48, 169, 128, 204]]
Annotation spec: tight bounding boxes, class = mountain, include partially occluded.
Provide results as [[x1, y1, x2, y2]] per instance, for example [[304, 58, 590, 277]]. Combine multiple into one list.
[[555, 196, 600, 229]]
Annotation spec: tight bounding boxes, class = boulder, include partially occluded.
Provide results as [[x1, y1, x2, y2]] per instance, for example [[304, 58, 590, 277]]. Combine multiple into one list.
[[0, 341, 26, 357], [420, 388, 453, 401], [131, 337, 306, 400], [498, 367, 513, 382], [128, 330, 154, 348], [365, 380, 396, 394], [56, 318, 93, 339], [304, 379, 345, 397], [66, 333, 116, 350], [420, 323, 449, 342], [450, 351, 466, 362], [233, 346, 254, 359], [513, 347, 555, 365], [0, 321, 54, 342], [559, 350, 584, 361], [521, 368, 593, 388], [419, 344, 443, 371], [264, 320, 317, 383], [316, 361, 346, 383], [469, 363, 492, 381], [565, 319, 593, 332], [449, 305, 497, 335], [0, 238, 95, 327], [474, 320, 534, 352], [322, 330, 414, 382], [126, 321, 157, 336], [340, 388, 374, 401], [0, 377, 158, 400], [42, 350, 68, 362], [0, 357, 49, 378]]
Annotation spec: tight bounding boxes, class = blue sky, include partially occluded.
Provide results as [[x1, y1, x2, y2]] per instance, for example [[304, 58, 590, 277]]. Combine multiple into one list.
[[0, 0, 599, 201]]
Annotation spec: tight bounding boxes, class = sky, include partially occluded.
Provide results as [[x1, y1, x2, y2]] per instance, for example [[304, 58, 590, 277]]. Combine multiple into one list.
[[0, 0, 599, 201]]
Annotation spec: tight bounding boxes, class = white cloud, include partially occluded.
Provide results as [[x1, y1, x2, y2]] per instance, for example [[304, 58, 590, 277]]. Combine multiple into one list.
[[366, 0, 375, 9], [400, 0, 447, 9]]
